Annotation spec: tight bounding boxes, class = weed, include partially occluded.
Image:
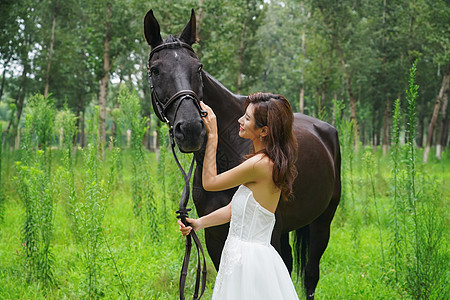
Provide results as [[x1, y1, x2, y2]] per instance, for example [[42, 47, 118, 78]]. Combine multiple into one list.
[[74, 143, 107, 298], [14, 93, 56, 290], [390, 97, 402, 282], [363, 148, 385, 265], [0, 123, 4, 223], [117, 87, 159, 237]]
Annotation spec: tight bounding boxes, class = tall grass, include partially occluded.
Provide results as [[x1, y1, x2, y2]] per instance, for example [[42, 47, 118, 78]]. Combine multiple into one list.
[[391, 97, 402, 282], [110, 106, 124, 185], [362, 147, 385, 265], [328, 62, 449, 299], [54, 108, 78, 239], [333, 99, 356, 216], [76, 142, 106, 298], [385, 60, 449, 299], [118, 87, 159, 235], [0, 123, 5, 223], [0, 69, 448, 298], [75, 106, 121, 298], [55, 107, 77, 168], [14, 94, 56, 290]]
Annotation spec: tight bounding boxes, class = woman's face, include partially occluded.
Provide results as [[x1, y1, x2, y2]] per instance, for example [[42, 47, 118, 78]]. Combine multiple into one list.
[[238, 104, 262, 141]]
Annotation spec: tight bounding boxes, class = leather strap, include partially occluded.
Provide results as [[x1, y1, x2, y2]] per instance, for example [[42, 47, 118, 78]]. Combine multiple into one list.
[[170, 129, 207, 300], [147, 41, 208, 299]]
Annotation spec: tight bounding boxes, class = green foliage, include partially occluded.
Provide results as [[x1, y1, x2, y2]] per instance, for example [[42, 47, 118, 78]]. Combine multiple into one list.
[[391, 97, 402, 281], [26, 94, 56, 151], [362, 147, 385, 265], [55, 107, 77, 167], [334, 100, 355, 215], [73, 143, 109, 298], [384, 61, 449, 299], [14, 154, 56, 289], [0, 123, 4, 223], [2, 0, 449, 151], [117, 87, 160, 237], [1, 142, 448, 298], [118, 88, 147, 214], [54, 125, 120, 299], [0, 1, 449, 298], [11, 93, 57, 290]]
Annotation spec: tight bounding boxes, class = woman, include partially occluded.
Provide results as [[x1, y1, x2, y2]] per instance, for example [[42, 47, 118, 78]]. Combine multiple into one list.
[[178, 92, 299, 299]]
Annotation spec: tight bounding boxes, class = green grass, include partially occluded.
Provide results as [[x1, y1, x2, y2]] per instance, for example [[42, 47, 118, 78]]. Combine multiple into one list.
[[0, 147, 449, 299]]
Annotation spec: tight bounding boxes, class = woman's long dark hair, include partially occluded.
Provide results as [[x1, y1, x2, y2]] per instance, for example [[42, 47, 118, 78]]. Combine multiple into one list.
[[245, 92, 298, 200]]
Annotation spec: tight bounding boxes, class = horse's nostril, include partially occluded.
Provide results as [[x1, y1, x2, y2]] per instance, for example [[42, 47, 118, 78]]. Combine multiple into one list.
[[174, 122, 185, 140], [174, 120, 206, 153]]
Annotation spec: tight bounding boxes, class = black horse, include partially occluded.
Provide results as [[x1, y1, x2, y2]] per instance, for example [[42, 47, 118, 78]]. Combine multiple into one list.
[[144, 10, 341, 300]]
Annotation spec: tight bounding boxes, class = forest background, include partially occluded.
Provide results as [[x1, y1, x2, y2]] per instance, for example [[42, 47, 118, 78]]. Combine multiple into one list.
[[1, 0, 449, 155], [0, 0, 449, 299]]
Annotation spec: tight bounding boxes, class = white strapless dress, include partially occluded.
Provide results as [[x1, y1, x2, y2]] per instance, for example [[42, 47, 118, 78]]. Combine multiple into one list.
[[211, 185, 299, 300]]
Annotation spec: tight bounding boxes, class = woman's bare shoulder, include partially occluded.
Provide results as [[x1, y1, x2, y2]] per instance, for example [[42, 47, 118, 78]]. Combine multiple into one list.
[[246, 153, 273, 173]]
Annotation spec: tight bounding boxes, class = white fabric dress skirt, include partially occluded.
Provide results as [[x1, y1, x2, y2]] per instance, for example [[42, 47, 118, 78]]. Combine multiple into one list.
[[211, 185, 299, 300]]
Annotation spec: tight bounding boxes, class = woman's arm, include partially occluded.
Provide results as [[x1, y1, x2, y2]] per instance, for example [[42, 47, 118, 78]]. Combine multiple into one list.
[[178, 202, 231, 236], [202, 116, 218, 189], [200, 102, 267, 191]]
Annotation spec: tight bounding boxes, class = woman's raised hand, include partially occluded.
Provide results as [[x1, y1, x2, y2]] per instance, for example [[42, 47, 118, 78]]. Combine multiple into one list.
[[200, 101, 217, 137]]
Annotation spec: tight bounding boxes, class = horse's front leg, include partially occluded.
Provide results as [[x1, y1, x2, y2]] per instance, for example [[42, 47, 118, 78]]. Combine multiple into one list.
[[204, 225, 229, 270]]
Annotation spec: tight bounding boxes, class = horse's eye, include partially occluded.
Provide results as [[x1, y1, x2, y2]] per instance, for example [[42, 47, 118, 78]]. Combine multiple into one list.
[[198, 65, 203, 73], [151, 67, 159, 76]]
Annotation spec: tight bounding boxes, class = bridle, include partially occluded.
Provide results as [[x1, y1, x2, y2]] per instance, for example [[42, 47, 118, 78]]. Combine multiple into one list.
[[147, 41, 207, 300], [147, 41, 207, 126]]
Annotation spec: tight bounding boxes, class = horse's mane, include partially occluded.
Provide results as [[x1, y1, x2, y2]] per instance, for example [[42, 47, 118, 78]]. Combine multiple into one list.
[[164, 35, 179, 43]]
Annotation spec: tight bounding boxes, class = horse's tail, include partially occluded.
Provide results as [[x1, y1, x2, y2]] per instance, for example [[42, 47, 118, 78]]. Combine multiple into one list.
[[293, 225, 310, 282]]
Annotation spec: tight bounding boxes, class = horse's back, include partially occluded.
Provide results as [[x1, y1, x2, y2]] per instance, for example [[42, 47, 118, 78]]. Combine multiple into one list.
[[278, 113, 341, 232]]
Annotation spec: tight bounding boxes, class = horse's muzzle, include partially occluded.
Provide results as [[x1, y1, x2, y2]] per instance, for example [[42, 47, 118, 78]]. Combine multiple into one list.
[[174, 119, 206, 153]]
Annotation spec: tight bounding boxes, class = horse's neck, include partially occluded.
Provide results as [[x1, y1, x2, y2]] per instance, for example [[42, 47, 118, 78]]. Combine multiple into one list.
[[202, 71, 245, 118], [194, 71, 251, 172]]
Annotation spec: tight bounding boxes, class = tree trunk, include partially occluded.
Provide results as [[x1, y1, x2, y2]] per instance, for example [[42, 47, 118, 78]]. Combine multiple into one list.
[[80, 111, 85, 148], [335, 42, 357, 129], [74, 92, 84, 148], [237, 23, 246, 94], [10, 92, 26, 151], [0, 55, 12, 101], [44, 0, 59, 98], [320, 78, 327, 112], [381, 0, 389, 156], [0, 67, 6, 102], [109, 64, 123, 151], [382, 101, 390, 156], [299, 87, 305, 114], [5, 63, 28, 150], [196, 0, 205, 59], [98, 3, 112, 159], [423, 63, 450, 162], [317, 0, 359, 149], [436, 78, 449, 159], [416, 116, 424, 148], [298, 1, 308, 114]]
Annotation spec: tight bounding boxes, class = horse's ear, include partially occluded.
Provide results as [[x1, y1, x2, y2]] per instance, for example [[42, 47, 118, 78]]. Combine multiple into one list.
[[179, 9, 197, 46], [144, 10, 163, 48]]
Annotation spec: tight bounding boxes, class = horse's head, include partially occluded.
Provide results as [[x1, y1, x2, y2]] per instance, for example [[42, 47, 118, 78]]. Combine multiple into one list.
[[144, 10, 206, 153]]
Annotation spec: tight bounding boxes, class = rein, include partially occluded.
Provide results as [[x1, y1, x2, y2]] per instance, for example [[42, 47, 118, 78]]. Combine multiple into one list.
[[147, 41, 208, 300]]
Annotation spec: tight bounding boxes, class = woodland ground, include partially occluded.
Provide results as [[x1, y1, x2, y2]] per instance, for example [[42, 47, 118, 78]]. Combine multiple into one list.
[[0, 147, 448, 299]]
